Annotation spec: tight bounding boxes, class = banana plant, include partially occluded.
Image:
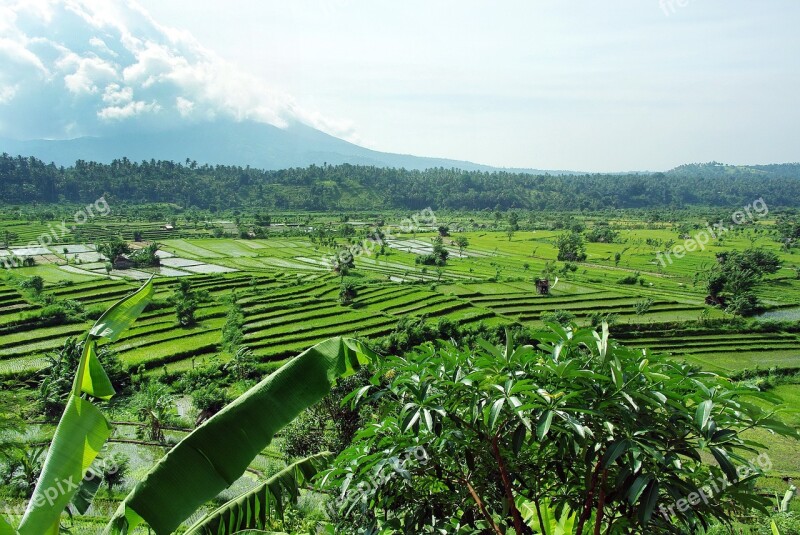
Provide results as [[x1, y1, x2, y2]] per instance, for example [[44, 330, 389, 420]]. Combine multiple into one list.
[[1, 277, 155, 535], [516, 497, 577, 535], [105, 337, 374, 534], [184, 451, 333, 534]]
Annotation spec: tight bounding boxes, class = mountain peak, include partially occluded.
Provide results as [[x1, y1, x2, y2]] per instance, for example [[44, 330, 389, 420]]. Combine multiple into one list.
[[0, 120, 502, 171]]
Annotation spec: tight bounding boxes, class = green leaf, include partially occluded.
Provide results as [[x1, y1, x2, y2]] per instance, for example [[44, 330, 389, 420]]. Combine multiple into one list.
[[487, 398, 505, 430], [80, 340, 115, 400], [476, 338, 503, 359], [710, 429, 737, 445], [537, 410, 554, 440], [760, 417, 800, 438], [638, 479, 660, 525], [16, 278, 153, 535], [780, 485, 796, 513], [595, 321, 609, 361], [401, 408, 420, 433], [609, 359, 623, 390], [17, 396, 112, 535], [772, 520, 782, 535], [0, 516, 17, 535], [627, 474, 650, 505], [422, 408, 434, 432], [105, 337, 372, 535], [601, 439, 629, 469], [695, 400, 713, 431], [710, 446, 738, 482], [603, 421, 614, 436], [512, 424, 526, 455], [89, 277, 155, 341], [504, 327, 513, 363], [71, 469, 104, 515], [184, 452, 332, 535]]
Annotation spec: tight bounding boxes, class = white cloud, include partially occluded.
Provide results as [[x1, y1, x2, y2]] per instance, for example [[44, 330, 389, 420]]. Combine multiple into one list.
[[98, 99, 158, 120], [60, 53, 118, 94], [0, 0, 358, 141], [175, 96, 193, 117], [0, 85, 17, 104], [0, 37, 49, 75], [89, 36, 117, 57], [102, 82, 132, 104]]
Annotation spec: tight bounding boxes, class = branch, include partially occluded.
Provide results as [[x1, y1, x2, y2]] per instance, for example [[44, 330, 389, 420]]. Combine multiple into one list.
[[575, 459, 603, 535], [593, 469, 608, 535], [491, 433, 524, 534], [462, 476, 503, 535]]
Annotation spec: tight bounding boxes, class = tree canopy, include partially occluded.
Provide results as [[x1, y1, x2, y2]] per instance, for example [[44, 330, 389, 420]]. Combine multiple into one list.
[[2, 154, 800, 211]]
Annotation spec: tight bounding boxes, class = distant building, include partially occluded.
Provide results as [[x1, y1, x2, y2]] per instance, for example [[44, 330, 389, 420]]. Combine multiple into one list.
[[535, 278, 550, 295], [162, 224, 174, 231]]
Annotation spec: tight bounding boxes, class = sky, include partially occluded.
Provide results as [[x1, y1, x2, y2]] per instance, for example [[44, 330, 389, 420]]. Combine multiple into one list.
[[1, 0, 798, 171]]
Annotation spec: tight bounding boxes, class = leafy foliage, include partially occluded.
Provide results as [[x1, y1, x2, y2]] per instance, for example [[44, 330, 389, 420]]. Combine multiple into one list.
[[105, 337, 374, 535], [539, 310, 576, 327], [282, 368, 372, 459], [39, 338, 127, 419], [584, 223, 618, 243], [17, 276, 43, 295], [133, 381, 176, 443], [102, 453, 129, 495], [4, 155, 800, 210], [322, 325, 799, 534], [171, 279, 207, 326], [183, 452, 333, 535], [11, 277, 154, 535], [339, 279, 358, 305], [633, 298, 654, 315], [416, 236, 449, 266], [706, 248, 781, 316], [97, 237, 131, 262], [223, 347, 257, 382], [220, 297, 245, 352], [129, 242, 161, 267], [555, 232, 587, 262], [192, 384, 230, 420]]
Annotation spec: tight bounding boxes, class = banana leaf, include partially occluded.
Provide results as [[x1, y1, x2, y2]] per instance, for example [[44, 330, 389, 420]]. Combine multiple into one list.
[[0, 516, 16, 535], [15, 278, 154, 535], [184, 451, 333, 535], [106, 337, 373, 535], [71, 468, 105, 515]]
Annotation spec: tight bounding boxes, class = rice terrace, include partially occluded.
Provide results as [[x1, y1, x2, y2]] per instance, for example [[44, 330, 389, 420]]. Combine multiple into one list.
[[1, 1, 800, 534]]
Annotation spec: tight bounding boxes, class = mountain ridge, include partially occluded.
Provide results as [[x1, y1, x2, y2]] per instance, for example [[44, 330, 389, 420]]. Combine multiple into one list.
[[0, 120, 578, 175]]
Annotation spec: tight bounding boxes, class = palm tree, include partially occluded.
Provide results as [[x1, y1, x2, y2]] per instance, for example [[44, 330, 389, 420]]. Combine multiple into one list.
[[11, 446, 45, 498], [135, 382, 174, 443], [102, 453, 129, 496], [223, 347, 255, 382]]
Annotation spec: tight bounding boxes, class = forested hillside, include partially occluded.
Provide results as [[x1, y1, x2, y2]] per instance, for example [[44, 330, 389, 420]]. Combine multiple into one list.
[[2, 154, 799, 210]]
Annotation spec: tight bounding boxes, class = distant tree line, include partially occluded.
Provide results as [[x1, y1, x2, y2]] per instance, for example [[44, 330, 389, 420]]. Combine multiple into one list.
[[1, 154, 799, 211]]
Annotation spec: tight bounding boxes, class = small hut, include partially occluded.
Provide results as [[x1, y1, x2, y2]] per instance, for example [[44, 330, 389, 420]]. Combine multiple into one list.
[[113, 254, 134, 270], [535, 278, 550, 295]]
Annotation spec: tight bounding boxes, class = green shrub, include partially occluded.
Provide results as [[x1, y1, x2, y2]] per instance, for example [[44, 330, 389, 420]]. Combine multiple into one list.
[[191, 384, 230, 415], [19, 275, 44, 294], [588, 311, 619, 328], [634, 297, 654, 315], [617, 272, 640, 285], [324, 327, 799, 534], [540, 310, 576, 326]]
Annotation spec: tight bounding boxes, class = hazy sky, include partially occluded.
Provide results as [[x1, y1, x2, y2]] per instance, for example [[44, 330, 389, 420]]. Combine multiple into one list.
[[2, 0, 799, 171]]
